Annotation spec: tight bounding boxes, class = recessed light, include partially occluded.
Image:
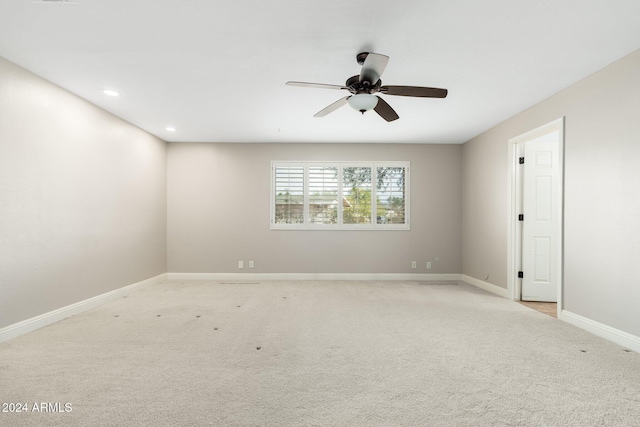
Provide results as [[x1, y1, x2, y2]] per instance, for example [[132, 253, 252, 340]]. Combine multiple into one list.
[[103, 89, 119, 97], [166, 127, 176, 132]]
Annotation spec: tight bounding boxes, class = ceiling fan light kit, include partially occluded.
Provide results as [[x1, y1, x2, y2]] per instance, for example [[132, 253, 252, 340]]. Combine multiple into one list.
[[286, 52, 448, 122], [348, 93, 378, 113]]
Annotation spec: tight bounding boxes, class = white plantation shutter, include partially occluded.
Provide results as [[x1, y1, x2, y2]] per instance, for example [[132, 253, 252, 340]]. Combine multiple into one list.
[[376, 166, 406, 225], [308, 166, 338, 224], [274, 166, 304, 224]]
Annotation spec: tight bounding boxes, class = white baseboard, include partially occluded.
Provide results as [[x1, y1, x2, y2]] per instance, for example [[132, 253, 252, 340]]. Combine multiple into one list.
[[460, 275, 510, 298], [0, 273, 167, 344], [167, 272, 462, 282], [560, 310, 640, 353]]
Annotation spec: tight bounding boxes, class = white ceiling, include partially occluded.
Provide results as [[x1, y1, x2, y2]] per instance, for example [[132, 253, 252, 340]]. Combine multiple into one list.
[[1, 1, 639, 144]]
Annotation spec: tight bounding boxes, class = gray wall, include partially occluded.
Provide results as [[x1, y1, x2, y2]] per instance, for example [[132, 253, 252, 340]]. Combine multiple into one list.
[[462, 48, 640, 337], [167, 143, 462, 275], [0, 57, 167, 329]]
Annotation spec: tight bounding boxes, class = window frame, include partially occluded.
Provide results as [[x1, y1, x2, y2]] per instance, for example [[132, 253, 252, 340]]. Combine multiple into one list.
[[270, 161, 410, 230]]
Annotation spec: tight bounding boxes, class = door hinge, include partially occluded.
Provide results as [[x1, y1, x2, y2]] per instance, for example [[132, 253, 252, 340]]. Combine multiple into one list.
[[518, 271, 524, 278], [519, 157, 525, 164], [518, 214, 524, 221]]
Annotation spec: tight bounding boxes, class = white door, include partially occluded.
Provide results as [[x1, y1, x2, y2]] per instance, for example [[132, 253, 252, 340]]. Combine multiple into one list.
[[521, 130, 561, 302]]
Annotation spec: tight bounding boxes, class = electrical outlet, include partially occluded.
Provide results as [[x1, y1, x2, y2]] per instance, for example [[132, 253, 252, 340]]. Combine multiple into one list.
[[411, 261, 417, 269], [427, 262, 432, 269], [238, 261, 244, 269], [249, 260, 254, 269]]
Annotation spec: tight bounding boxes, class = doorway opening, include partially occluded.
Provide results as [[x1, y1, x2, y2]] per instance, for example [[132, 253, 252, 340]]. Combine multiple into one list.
[[518, 301, 558, 318], [507, 118, 564, 316]]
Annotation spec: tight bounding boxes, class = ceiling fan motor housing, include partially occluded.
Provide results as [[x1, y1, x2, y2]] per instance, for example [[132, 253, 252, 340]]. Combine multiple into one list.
[[346, 75, 381, 94]]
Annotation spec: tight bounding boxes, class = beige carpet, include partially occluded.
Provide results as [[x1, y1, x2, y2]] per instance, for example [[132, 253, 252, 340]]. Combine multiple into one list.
[[1, 280, 638, 426]]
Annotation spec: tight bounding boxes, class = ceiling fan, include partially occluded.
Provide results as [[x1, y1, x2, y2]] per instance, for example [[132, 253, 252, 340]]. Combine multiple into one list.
[[286, 52, 448, 122]]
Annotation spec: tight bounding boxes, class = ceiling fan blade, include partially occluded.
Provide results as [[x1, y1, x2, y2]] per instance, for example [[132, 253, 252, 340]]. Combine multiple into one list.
[[314, 96, 350, 117], [380, 86, 448, 98], [373, 97, 399, 122], [359, 53, 389, 84], [286, 81, 348, 90]]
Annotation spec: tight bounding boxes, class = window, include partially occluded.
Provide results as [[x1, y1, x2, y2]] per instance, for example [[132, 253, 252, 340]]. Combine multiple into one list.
[[273, 165, 304, 224], [271, 161, 409, 230]]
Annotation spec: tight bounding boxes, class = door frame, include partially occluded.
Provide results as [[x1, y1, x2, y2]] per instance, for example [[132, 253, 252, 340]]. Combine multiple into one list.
[[507, 117, 565, 313]]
